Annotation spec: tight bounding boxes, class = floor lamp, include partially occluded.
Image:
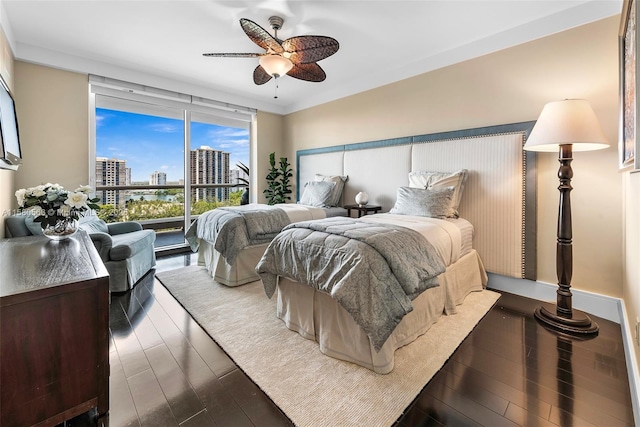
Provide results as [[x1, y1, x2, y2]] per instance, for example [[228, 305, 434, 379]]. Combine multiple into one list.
[[524, 99, 609, 336]]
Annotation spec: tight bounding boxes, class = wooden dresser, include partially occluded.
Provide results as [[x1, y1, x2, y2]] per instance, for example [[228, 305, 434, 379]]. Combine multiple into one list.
[[0, 231, 110, 426]]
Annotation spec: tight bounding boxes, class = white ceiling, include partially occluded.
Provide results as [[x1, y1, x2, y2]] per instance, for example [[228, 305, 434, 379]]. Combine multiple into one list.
[[1, 1, 622, 115]]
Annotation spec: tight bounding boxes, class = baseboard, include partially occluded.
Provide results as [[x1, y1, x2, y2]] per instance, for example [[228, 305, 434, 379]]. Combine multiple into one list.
[[486, 273, 640, 424], [486, 273, 620, 322], [617, 300, 640, 426]]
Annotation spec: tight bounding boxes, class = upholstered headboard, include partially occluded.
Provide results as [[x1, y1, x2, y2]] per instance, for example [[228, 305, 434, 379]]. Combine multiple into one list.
[[296, 121, 537, 280]]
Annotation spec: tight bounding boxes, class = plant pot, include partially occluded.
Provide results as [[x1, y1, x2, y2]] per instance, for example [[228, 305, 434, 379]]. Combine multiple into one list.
[[43, 219, 78, 241]]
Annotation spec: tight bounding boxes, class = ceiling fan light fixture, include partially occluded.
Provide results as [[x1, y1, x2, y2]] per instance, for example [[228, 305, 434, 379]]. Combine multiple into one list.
[[259, 54, 293, 78], [203, 16, 339, 85]]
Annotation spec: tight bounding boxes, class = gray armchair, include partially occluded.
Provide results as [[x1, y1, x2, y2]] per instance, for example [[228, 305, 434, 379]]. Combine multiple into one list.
[[5, 215, 156, 293]]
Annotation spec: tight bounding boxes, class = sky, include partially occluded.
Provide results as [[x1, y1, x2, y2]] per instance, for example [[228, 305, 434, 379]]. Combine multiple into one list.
[[95, 108, 249, 182]]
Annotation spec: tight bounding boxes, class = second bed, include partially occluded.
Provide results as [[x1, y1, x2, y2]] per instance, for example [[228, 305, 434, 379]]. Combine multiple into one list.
[[257, 213, 487, 374]]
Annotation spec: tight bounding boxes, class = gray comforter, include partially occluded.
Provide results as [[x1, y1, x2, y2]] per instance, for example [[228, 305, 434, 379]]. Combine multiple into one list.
[[185, 205, 291, 265], [256, 217, 446, 351]]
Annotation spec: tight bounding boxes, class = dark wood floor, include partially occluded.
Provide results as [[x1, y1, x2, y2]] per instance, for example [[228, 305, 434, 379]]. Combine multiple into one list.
[[62, 252, 635, 427]]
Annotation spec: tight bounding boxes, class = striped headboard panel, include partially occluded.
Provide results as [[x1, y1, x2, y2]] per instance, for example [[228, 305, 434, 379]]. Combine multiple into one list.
[[296, 122, 537, 280]]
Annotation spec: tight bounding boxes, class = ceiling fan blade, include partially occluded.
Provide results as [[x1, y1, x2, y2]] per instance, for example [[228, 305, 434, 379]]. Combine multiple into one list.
[[287, 62, 326, 82], [253, 65, 273, 85], [202, 53, 263, 58], [240, 18, 284, 54], [282, 36, 339, 64]]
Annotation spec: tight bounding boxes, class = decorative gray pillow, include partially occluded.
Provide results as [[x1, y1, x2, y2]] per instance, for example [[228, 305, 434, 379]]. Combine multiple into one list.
[[389, 186, 455, 218], [407, 169, 468, 218], [299, 181, 336, 207], [314, 174, 348, 207]]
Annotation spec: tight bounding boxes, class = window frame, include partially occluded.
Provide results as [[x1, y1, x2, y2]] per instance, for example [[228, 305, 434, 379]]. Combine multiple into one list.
[[88, 76, 256, 249]]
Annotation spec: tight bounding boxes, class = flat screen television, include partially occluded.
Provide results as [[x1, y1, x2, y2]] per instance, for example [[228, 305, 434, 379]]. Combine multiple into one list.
[[0, 74, 21, 171]]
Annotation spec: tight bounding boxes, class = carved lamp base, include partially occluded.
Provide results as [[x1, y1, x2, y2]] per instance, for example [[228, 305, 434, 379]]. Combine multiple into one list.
[[534, 302, 599, 336]]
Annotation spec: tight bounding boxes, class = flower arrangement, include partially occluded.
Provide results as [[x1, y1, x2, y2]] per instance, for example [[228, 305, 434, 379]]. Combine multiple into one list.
[[15, 183, 101, 233]]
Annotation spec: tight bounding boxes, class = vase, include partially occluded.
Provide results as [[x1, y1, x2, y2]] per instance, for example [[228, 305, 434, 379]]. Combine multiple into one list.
[[355, 192, 369, 207], [43, 218, 78, 241]]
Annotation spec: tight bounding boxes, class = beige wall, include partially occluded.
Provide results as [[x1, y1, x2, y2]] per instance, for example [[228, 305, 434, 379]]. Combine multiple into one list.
[[0, 24, 13, 239], [624, 172, 640, 369], [284, 16, 622, 299], [255, 110, 285, 204], [14, 62, 89, 193]]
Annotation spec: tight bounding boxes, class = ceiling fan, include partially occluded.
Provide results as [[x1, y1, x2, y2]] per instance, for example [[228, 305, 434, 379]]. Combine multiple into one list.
[[203, 16, 339, 86]]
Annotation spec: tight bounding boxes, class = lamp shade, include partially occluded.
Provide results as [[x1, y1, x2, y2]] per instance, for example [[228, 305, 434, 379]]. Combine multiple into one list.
[[259, 54, 294, 77], [524, 99, 609, 152]]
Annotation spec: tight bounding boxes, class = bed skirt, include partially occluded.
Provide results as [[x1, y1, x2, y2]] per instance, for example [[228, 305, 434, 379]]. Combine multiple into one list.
[[275, 249, 488, 374], [198, 240, 267, 287]]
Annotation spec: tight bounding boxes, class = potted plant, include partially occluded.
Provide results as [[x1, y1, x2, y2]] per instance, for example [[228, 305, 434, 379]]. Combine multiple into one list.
[[263, 152, 292, 205], [237, 161, 250, 205], [15, 183, 101, 240]]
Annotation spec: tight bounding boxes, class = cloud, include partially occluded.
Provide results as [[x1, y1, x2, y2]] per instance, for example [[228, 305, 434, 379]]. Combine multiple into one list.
[[205, 127, 249, 139], [148, 123, 181, 133], [95, 111, 115, 128], [220, 138, 249, 149]]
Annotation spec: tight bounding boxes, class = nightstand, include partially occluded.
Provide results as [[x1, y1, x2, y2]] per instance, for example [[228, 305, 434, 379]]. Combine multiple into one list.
[[344, 204, 382, 218]]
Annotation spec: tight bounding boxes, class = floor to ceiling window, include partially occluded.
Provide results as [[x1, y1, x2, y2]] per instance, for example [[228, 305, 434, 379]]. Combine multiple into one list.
[[89, 76, 254, 251]]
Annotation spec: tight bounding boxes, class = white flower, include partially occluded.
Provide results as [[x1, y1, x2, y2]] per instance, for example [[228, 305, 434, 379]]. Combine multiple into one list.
[[32, 188, 46, 198], [15, 189, 27, 207], [58, 205, 71, 216], [75, 185, 92, 194], [45, 183, 62, 190], [16, 183, 99, 222], [65, 191, 88, 209]]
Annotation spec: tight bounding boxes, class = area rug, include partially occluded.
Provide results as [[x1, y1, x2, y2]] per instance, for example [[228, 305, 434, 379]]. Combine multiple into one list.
[[155, 266, 500, 427]]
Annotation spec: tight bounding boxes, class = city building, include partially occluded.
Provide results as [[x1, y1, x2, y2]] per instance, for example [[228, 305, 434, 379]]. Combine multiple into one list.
[[190, 146, 230, 202], [150, 170, 167, 186], [95, 157, 128, 208]]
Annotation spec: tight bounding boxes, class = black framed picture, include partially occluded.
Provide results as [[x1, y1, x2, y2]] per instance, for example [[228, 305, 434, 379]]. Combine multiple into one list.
[[620, 0, 638, 169]]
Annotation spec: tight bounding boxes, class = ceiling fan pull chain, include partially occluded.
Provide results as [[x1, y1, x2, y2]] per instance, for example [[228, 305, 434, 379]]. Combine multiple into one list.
[[274, 78, 279, 99]]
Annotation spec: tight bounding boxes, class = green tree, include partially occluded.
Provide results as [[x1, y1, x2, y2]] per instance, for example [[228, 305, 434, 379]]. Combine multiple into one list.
[[191, 200, 223, 215], [229, 190, 243, 206], [97, 204, 123, 223]]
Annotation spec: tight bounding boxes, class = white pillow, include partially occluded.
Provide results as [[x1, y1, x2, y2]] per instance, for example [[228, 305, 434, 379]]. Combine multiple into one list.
[[407, 169, 468, 217], [299, 181, 336, 207], [408, 171, 430, 188], [389, 186, 455, 219], [314, 174, 348, 207]]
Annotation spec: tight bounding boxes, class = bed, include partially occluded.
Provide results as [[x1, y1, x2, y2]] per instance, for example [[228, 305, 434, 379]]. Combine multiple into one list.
[[257, 213, 485, 374], [256, 122, 537, 373], [186, 174, 349, 286]]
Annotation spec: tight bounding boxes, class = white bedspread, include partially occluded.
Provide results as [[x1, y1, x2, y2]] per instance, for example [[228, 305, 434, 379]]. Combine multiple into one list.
[[358, 213, 465, 266], [275, 203, 327, 222]]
